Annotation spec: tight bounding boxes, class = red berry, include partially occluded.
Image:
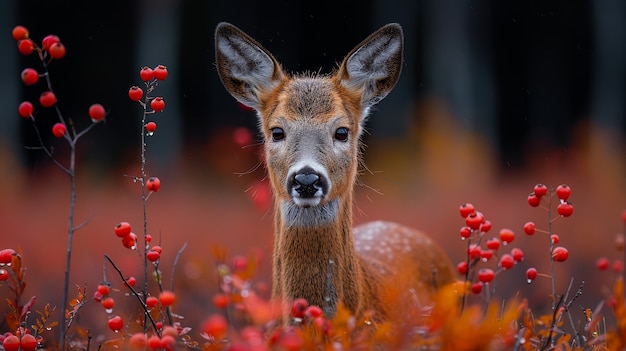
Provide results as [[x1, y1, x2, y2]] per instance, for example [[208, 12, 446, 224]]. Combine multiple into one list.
[[150, 97, 165, 112], [556, 184, 571, 201], [465, 211, 484, 230], [613, 260, 623, 273], [2, 334, 19, 351], [202, 314, 228, 340], [305, 305, 323, 319], [12, 25, 29, 41], [523, 222, 536, 235], [18, 101, 34, 118], [477, 268, 495, 283], [486, 237, 500, 250], [459, 203, 475, 218], [212, 293, 229, 309], [596, 257, 609, 270], [17, 39, 34, 55], [146, 296, 158, 308], [97, 284, 111, 296], [480, 249, 493, 262], [479, 220, 492, 233], [48, 42, 66, 59], [151, 245, 162, 254], [0, 269, 8, 281], [499, 228, 515, 245], [126, 276, 136, 287], [93, 290, 103, 302], [499, 254, 515, 269], [20, 333, 37, 351], [456, 261, 468, 275], [526, 268, 538, 282], [114, 222, 131, 237], [146, 177, 161, 192], [0, 249, 16, 265], [153, 65, 168, 80], [146, 234, 152, 243], [471, 282, 482, 294], [468, 244, 481, 260], [459, 226, 472, 239], [41, 34, 60, 51], [548, 235, 559, 246], [146, 250, 160, 262], [102, 297, 115, 310], [160, 335, 176, 351], [148, 335, 161, 350], [159, 290, 176, 307], [129, 333, 148, 350], [291, 298, 308, 319], [557, 201, 574, 217], [552, 246, 569, 262], [88, 103, 106, 123], [128, 86, 144, 101], [108, 315, 124, 332], [145, 122, 157, 134], [21, 68, 39, 86], [122, 232, 137, 249], [52, 123, 67, 138], [527, 193, 541, 207], [140, 66, 154, 81], [39, 91, 57, 107], [511, 247, 524, 262], [232, 127, 252, 146], [533, 184, 548, 197]]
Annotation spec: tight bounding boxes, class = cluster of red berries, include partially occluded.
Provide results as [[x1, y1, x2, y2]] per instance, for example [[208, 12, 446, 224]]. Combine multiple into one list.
[[114, 221, 139, 250], [456, 203, 528, 294], [13, 25, 107, 138], [128, 65, 168, 136], [13, 25, 65, 59], [124, 325, 182, 351], [1, 329, 38, 351], [0, 249, 18, 281], [523, 184, 574, 283], [527, 183, 574, 217]]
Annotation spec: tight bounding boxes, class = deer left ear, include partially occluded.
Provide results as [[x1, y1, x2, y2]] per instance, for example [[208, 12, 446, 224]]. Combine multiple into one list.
[[215, 22, 285, 110], [338, 23, 403, 109]]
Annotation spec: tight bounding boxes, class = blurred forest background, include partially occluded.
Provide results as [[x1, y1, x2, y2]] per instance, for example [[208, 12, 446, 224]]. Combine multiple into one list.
[[0, 0, 625, 338]]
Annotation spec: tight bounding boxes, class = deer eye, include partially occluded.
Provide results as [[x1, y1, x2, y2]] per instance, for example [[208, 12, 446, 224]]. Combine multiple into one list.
[[270, 127, 285, 141], [334, 127, 349, 142]]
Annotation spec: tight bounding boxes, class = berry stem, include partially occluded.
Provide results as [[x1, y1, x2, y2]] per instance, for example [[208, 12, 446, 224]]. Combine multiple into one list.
[[547, 192, 556, 311], [140, 85, 150, 332]]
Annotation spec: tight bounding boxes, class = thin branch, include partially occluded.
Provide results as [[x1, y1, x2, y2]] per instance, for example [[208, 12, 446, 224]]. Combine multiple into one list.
[[170, 242, 188, 290], [103, 254, 160, 334]]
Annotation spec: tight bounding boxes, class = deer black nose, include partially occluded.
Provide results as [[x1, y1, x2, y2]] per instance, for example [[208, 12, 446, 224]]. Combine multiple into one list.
[[290, 166, 325, 199], [294, 173, 320, 187]]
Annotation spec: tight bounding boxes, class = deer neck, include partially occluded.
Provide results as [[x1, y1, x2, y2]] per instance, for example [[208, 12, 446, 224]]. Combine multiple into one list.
[[273, 194, 364, 316]]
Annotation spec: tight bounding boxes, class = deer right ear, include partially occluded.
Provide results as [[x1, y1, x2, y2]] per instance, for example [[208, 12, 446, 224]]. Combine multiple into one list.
[[215, 22, 284, 110], [338, 23, 403, 110]]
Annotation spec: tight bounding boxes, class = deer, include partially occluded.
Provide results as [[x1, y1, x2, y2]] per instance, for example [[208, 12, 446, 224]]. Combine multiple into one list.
[[214, 22, 455, 322]]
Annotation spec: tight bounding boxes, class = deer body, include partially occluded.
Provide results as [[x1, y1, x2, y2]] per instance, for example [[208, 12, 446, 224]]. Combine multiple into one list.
[[215, 23, 455, 320]]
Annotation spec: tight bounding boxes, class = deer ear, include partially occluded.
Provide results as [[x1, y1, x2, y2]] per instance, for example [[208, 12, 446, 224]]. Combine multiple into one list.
[[215, 22, 284, 110], [338, 23, 403, 109]]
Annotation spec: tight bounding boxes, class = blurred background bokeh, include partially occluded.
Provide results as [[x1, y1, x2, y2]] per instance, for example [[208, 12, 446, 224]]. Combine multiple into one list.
[[0, 0, 625, 341]]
